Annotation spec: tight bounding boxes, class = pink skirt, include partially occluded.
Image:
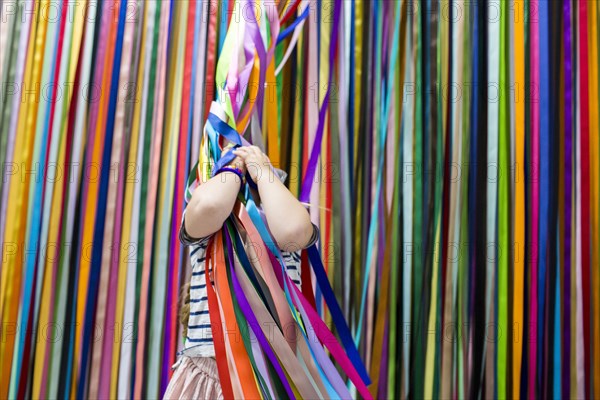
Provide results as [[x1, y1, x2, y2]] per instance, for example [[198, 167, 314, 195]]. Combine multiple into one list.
[[163, 356, 223, 400]]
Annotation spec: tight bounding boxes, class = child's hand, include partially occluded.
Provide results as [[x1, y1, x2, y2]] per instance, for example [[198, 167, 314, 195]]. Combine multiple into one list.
[[221, 144, 246, 173], [232, 146, 272, 183]]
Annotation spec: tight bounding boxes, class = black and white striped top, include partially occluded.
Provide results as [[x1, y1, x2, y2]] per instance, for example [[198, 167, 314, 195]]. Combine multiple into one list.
[[178, 210, 319, 358]]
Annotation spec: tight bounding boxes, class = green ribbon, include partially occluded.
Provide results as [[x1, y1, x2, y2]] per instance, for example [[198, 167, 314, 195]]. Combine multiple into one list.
[[497, 0, 510, 397]]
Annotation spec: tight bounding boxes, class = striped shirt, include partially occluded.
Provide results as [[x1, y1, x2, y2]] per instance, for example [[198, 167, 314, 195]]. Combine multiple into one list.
[[178, 210, 318, 358]]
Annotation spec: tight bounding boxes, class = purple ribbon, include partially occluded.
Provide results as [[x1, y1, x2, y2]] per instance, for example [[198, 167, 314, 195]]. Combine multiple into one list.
[[562, 0, 572, 396], [243, 0, 268, 121], [299, 0, 342, 203]]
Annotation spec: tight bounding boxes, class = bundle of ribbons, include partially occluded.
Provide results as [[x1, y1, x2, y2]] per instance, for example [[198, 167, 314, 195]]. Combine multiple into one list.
[[1, 0, 600, 399], [183, 0, 373, 395]]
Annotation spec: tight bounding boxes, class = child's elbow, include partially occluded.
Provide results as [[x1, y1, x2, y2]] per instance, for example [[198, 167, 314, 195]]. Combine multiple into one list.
[[185, 194, 224, 238], [276, 219, 314, 252]]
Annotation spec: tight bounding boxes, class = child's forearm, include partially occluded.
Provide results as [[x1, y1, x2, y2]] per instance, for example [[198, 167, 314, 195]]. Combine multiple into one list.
[[257, 175, 314, 251], [184, 171, 242, 239]]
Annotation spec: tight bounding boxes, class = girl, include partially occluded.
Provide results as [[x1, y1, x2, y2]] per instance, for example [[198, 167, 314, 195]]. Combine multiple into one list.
[[164, 143, 319, 399]]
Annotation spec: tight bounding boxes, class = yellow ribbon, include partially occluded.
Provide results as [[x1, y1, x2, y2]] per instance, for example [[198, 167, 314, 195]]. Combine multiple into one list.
[[589, 3, 600, 398], [513, 1, 526, 398], [1, 2, 47, 397]]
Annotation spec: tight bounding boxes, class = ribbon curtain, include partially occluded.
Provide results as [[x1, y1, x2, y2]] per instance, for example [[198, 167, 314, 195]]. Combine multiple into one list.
[[1, 0, 600, 398]]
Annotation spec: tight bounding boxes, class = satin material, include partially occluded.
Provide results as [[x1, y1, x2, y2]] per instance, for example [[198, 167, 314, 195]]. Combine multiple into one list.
[[496, 0, 510, 396], [577, 3, 592, 398], [1, 2, 49, 397], [133, 1, 171, 398], [529, 0, 540, 397], [11, 0, 66, 396], [589, 3, 600, 399], [562, 1, 573, 397], [513, 2, 526, 398], [486, 1, 500, 398], [96, 1, 137, 397], [2, 1, 600, 397], [73, 1, 112, 396]]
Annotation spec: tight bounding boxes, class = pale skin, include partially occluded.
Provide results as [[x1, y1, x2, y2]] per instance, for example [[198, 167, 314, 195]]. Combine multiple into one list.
[[184, 145, 314, 252]]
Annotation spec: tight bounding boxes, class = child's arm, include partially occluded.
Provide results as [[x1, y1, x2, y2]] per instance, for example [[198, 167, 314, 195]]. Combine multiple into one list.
[[184, 150, 246, 239], [233, 146, 315, 252]]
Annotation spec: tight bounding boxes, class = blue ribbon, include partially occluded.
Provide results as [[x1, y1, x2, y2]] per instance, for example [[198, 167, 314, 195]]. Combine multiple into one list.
[[348, 0, 356, 197], [538, 0, 550, 384], [207, 112, 242, 144], [307, 245, 372, 385], [553, 247, 561, 399], [207, 112, 242, 175], [218, 0, 228, 54], [276, 6, 310, 45], [355, 0, 402, 356]]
